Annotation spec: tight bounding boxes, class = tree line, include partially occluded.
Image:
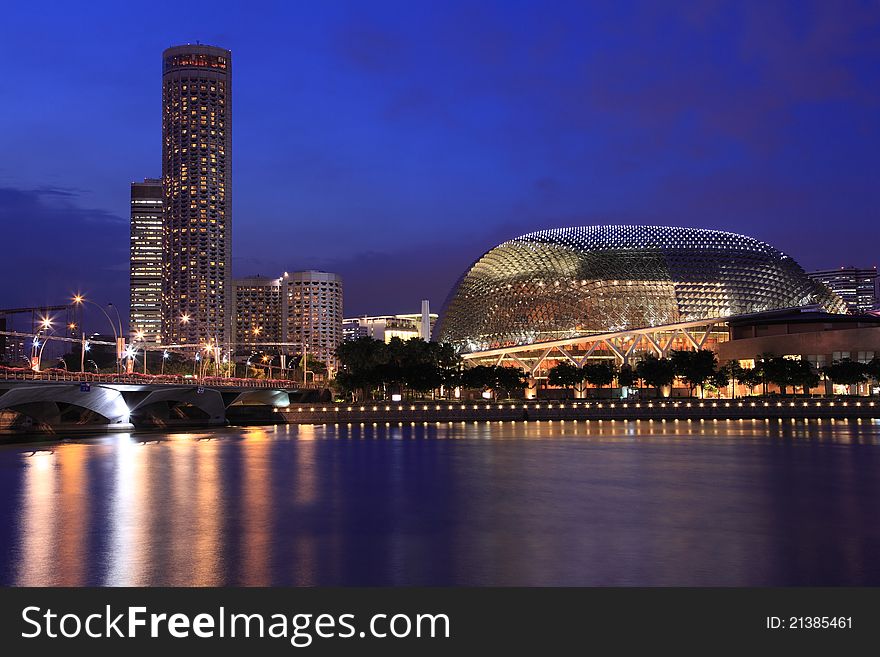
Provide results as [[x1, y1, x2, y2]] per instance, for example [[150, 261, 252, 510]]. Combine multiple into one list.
[[549, 350, 880, 398], [336, 338, 880, 401]]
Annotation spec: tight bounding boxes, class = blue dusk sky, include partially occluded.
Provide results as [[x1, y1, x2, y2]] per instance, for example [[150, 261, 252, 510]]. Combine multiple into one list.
[[0, 0, 877, 322]]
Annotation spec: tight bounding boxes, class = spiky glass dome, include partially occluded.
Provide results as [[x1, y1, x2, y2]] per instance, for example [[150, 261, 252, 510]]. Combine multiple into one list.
[[437, 225, 846, 352]]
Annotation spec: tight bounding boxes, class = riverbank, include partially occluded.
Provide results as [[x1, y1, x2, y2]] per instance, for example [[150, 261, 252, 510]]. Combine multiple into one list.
[[277, 397, 880, 424]]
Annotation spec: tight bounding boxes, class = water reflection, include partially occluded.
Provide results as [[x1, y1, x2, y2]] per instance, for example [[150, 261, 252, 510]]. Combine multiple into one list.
[[3, 419, 880, 586]]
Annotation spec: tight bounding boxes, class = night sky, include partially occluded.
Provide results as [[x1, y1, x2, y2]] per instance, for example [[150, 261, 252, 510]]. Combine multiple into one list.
[[0, 0, 877, 328]]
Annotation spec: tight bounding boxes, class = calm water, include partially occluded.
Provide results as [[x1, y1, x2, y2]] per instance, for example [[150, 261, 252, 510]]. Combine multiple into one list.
[[1, 419, 879, 586]]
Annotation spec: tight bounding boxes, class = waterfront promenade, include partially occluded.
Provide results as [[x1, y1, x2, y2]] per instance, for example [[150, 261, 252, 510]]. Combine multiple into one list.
[[279, 398, 880, 424]]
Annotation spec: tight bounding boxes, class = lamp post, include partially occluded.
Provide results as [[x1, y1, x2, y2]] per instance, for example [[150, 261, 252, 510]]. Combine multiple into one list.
[[134, 331, 148, 375], [161, 350, 169, 376], [73, 295, 121, 377], [80, 333, 89, 374], [34, 317, 56, 372]]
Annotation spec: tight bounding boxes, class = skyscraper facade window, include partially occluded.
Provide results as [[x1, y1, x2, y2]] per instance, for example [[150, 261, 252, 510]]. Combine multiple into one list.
[[130, 178, 164, 343], [282, 271, 343, 368], [232, 276, 283, 354], [161, 44, 232, 346], [808, 267, 878, 314]]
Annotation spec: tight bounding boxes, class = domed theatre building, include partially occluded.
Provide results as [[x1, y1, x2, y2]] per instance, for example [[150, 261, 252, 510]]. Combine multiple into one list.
[[437, 226, 880, 394]]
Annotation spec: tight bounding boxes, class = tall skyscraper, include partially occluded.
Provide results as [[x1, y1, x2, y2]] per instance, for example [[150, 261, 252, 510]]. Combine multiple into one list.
[[808, 267, 878, 314], [129, 178, 164, 343], [161, 44, 232, 346], [282, 271, 344, 367]]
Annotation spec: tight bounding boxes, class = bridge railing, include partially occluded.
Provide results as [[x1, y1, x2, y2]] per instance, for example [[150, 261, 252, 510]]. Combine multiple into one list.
[[0, 366, 323, 389]]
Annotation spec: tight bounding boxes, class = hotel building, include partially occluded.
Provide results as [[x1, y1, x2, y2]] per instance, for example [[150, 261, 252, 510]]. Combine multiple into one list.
[[282, 271, 343, 367], [232, 276, 283, 353], [161, 44, 232, 346]]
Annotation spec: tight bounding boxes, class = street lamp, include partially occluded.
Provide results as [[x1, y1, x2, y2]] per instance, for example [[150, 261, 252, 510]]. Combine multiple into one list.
[[81, 340, 90, 374], [161, 350, 170, 376], [34, 316, 56, 371], [73, 295, 122, 377], [132, 330, 148, 375]]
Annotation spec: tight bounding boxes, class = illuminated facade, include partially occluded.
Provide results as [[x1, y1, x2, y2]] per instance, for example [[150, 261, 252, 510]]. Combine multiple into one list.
[[161, 44, 232, 346], [282, 271, 343, 367], [232, 276, 283, 353], [807, 267, 878, 314], [130, 178, 163, 343], [439, 225, 847, 353], [343, 311, 438, 343]]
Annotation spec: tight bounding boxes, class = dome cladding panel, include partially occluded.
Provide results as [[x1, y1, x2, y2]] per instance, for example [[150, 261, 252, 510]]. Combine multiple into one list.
[[438, 225, 847, 352]]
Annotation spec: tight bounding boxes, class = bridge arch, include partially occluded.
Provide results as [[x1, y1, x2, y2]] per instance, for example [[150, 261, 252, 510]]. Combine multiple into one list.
[[227, 389, 291, 408], [0, 385, 131, 429], [129, 387, 226, 426]]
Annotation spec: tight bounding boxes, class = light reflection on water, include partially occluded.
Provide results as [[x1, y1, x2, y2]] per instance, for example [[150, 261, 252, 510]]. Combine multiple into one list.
[[2, 419, 880, 586]]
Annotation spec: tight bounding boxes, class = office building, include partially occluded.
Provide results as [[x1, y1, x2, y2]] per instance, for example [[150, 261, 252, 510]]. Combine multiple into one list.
[[129, 178, 164, 343], [161, 44, 232, 346], [807, 267, 878, 314], [282, 271, 343, 367], [232, 276, 283, 354]]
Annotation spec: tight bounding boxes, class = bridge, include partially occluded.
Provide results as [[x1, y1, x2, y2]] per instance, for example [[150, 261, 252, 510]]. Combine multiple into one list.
[[0, 368, 331, 434]]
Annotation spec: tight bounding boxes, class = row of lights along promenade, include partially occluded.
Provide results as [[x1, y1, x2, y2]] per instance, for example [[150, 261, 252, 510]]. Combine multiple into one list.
[[278, 398, 880, 424]]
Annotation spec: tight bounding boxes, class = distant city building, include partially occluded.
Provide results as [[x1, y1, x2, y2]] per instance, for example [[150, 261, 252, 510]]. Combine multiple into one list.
[[282, 271, 343, 367], [343, 306, 438, 343], [130, 178, 164, 343], [161, 44, 232, 347], [808, 267, 878, 314], [232, 276, 282, 353]]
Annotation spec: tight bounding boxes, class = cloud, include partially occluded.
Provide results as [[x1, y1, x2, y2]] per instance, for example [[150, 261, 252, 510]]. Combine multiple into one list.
[[0, 186, 128, 313]]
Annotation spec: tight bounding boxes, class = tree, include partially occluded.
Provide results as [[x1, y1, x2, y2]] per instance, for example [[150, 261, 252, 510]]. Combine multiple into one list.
[[583, 361, 615, 396], [707, 368, 730, 397], [822, 359, 867, 395], [617, 363, 637, 388], [460, 365, 526, 399], [335, 337, 389, 401], [461, 365, 496, 392], [864, 357, 880, 386], [670, 349, 717, 397], [548, 362, 585, 398], [762, 356, 797, 395], [635, 354, 675, 398], [493, 366, 528, 398], [738, 367, 763, 396], [790, 360, 819, 396], [722, 361, 745, 398]]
